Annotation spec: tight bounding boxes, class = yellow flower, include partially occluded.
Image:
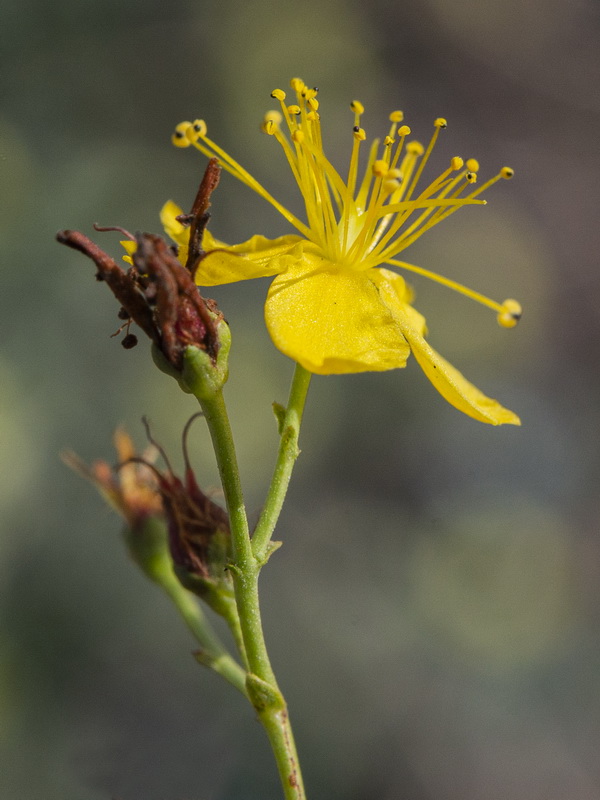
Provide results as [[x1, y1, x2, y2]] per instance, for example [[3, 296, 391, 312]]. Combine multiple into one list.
[[168, 78, 521, 425]]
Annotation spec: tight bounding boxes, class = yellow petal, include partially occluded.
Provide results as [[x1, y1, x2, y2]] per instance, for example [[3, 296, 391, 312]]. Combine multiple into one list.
[[160, 200, 190, 249], [265, 257, 411, 375], [120, 239, 136, 265], [196, 234, 305, 286], [374, 268, 520, 425]]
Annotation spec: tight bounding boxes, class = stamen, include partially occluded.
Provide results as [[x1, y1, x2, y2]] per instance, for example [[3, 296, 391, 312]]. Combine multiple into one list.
[[403, 120, 446, 202], [497, 299, 522, 328], [173, 80, 519, 328], [290, 77, 305, 93], [385, 257, 509, 315], [172, 121, 193, 148]]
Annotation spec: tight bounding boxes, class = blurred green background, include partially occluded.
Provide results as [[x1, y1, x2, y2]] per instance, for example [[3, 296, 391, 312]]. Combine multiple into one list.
[[2, 0, 600, 797]]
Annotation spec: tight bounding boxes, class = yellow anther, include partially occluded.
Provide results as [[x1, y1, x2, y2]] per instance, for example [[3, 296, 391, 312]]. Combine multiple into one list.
[[271, 89, 286, 101], [497, 299, 522, 328], [450, 156, 464, 171], [384, 135, 394, 146], [264, 110, 282, 125], [387, 168, 403, 180], [287, 104, 301, 116], [306, 110, 319, 121], [350, 100, 364, 114], [406, 140, 425, 155], [353, 126, 366, 141], [434, 117, 448, 128], [501, 166, 515, 179], [307, 96, 319, 111], [290, 77, 305, 92], [465, 171, 477, 183], [262, 119, 277, 135], [389, 110, 404, 122], [372, 159, 389, 177], [383, 178, 402, 193], [398, 125, 411, 136], [185, 124, 200, 143], [172, 121, 193, 148], [304, 87, 319, 100], [466, 158, 479, 172], [190, 119, 207, 137], [292, 129, 305, 144]]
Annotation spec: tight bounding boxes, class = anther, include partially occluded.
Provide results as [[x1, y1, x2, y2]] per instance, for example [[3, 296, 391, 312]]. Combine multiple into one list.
[[264, 110, 282, 125], [350, 100, 364, 114], [389, 110, 404, 122], [353, 127, 366, 141], [450, 156, 464, 171], [501, 167, 515, 180], [306, 111, 319, 121], [372, 159, 389, 177], [186, 119, 207, 142], [271, 89, 286, 101], [434, 117, 448, 128], [466, 158, 479, 172], [497, 299, 522, 328], [307, 96, 319, 111], [290, 77, 305, 92], [384, 136, 394, 146], [292, 129, 305, 144], [406, 141, 425, 155], [465, 171, 477, 183], [287, 104, 301, 116], [383, 178, 401, 193], [172, 121, 193, 148], [398, 125, 411, 136]]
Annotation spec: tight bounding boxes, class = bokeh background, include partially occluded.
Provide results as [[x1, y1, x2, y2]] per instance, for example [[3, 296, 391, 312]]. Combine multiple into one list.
[[2, 0, 600, 798]]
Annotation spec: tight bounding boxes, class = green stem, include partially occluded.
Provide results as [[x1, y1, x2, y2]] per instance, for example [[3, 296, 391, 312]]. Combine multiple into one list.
[[252, 363, 312, 563], [159, 568, 248, 696], [195, 382, 307, 800]]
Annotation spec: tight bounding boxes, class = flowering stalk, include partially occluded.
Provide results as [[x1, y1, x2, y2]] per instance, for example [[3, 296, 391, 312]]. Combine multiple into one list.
[[58, 77, 524, 800], [252, 363, 312, 564], [191, 373, 306, 800]]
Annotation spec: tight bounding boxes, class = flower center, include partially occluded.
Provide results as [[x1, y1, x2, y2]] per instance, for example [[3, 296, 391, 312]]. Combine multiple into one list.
[[172, 78, 521, 328]]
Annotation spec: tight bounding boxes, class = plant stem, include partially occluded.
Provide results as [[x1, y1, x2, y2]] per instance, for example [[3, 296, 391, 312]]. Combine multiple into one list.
[[252, 363, 312, 563], [159, 568, 248, 696], [195, 382, 307, 800]]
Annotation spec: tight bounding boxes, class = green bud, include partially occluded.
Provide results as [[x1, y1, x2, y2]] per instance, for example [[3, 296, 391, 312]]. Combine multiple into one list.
[[123, 515, 174, 585], [180, 319, 231, 399]]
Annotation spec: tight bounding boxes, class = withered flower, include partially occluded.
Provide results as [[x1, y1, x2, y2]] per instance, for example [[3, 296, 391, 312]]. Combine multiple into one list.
[[56, 159, 227, 376], [63, 428, 162, 531], [129, 416, 234, 610], [64, 417, 234, 614]]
